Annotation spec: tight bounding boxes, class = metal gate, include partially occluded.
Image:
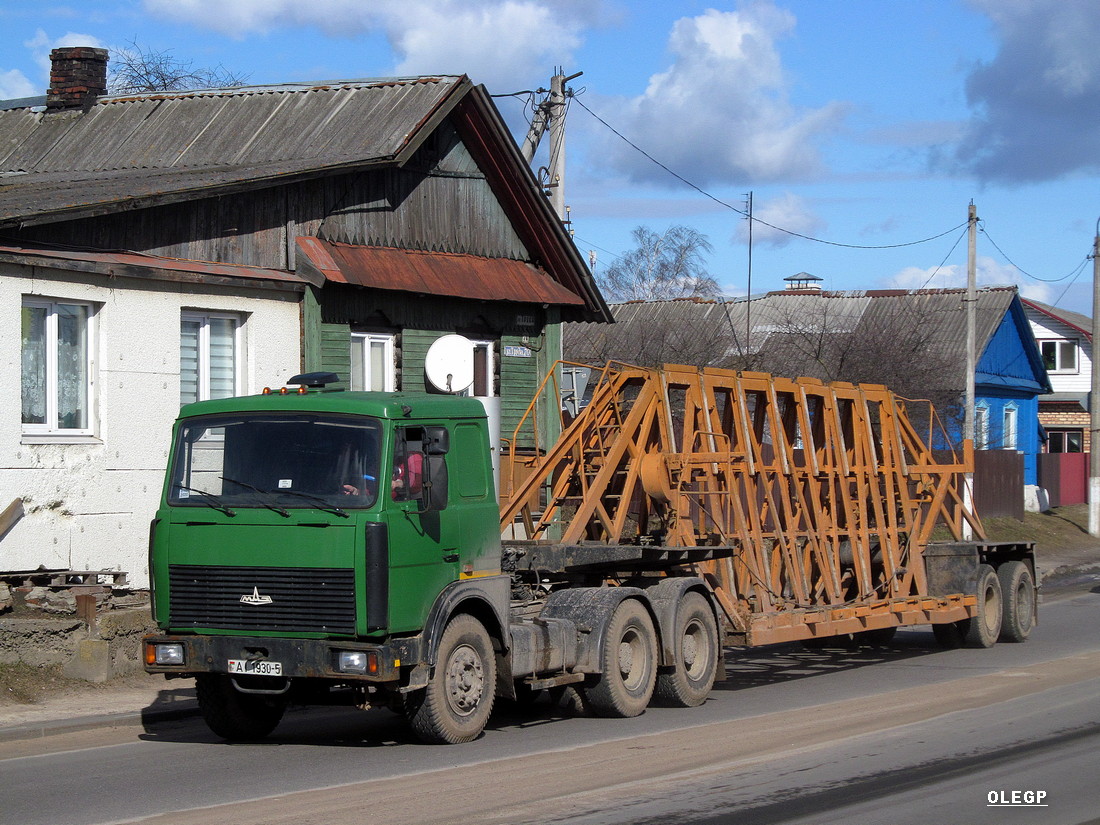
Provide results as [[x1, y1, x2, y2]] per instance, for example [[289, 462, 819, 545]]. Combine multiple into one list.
[[974, 449, 1023, 520]]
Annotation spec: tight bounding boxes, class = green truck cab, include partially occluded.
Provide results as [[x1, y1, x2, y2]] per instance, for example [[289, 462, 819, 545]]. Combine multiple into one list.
[[145, 373, 722, 744]]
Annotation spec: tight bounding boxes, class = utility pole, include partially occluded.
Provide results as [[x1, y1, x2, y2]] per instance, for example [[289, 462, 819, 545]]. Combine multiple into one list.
[[745, 191, 753, 361], [1090, 221, 1100, 535], [964, 202, 978, 540], [520, 69, 582, 222]]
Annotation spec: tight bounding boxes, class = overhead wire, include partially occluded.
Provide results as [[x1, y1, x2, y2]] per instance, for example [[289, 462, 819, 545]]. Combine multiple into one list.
[[572, 96, 969, 251]]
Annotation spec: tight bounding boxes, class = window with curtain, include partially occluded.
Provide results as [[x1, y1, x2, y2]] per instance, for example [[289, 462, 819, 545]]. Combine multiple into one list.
[[975, 404, 989, 450], [350, 332, 396, 392], [1002, 405, 1018, 450], [181, 313, 241, 405], [21, 298, 94, 435]]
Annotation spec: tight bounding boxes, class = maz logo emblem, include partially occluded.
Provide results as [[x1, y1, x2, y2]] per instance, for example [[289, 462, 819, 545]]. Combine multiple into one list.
[[240, 587, 274, 606]]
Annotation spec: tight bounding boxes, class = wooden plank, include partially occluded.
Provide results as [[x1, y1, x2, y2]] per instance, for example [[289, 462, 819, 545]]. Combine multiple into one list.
[[0, 498, 24, 540]]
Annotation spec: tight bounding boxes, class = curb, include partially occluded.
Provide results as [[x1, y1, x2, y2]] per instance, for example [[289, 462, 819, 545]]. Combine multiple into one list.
[[0, 699, 200, 744]]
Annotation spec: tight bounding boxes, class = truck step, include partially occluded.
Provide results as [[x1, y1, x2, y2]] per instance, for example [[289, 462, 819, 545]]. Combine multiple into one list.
[[522, 672, 585, 691]]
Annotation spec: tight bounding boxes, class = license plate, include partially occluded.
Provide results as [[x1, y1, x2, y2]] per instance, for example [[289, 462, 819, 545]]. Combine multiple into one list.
[[227, 659, 283, 676]]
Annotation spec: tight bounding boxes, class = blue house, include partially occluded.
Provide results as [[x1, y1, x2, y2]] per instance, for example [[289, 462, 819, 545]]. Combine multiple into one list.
[[969, 291, 1052, 485]]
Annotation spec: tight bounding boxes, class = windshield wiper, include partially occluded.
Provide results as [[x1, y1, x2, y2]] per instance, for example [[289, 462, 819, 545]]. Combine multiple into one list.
[[173, 484, 236, 517], [219, 477, 291, 517], [272, 489, 349, 518]]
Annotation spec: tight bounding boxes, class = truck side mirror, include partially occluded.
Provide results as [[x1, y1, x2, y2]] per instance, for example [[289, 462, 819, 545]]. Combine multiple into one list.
[[424, 426, 450, 455]]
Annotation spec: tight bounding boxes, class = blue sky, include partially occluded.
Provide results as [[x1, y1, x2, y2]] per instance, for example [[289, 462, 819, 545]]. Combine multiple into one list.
[[2, 0, 1098, 309]]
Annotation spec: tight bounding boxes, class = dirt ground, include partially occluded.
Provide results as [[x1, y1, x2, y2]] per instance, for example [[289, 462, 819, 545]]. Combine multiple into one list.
[[1, 505, 1098, 716]]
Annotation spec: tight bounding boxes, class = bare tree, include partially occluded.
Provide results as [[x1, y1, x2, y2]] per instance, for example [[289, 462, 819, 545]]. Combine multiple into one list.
[[597, 226, 719, 303], [109, 41, 249, 94]]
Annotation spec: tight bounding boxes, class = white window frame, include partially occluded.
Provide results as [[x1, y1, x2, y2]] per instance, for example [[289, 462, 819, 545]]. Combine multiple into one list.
[[350, 332, 396, 392], [974, 403, 989, 450], [1039, 339, 1078, 374], [181, 311, 243, 405], [1002, 404, 1018, 451], [21, 297, 96, 437], [464, 339, 496, 398]]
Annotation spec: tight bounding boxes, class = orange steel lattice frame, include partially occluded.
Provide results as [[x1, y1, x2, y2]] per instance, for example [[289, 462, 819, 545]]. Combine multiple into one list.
[[501, 362, 984, 645]]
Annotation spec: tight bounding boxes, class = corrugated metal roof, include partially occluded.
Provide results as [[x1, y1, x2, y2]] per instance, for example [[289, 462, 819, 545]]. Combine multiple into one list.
[[1022, 297, 1093, 340], [567, 287, 1026, 381], [0, 241, 307, 290], [297, 237, 585, 306], [0, 78, 465, 225]]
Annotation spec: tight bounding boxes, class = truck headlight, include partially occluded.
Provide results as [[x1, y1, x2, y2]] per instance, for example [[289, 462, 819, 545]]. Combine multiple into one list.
[[152, 643, 185, 666], [336, 650, 377, 675]]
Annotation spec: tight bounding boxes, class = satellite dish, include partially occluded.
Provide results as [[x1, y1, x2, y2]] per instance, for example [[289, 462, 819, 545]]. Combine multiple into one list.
[[425, 334, 474, 393]]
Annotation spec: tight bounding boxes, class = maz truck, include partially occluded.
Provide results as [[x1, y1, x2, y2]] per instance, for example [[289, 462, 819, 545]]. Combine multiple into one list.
[[144, 366, 1037, 744]]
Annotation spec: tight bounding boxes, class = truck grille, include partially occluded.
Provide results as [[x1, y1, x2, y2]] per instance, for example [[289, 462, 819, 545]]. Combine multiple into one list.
[[168, 565, 356, 635]]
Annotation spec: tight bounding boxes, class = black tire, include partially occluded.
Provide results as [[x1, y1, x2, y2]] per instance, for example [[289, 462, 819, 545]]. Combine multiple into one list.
[[997, 560, 1036, 643], [195, 674, 287, 740], [586, 599, 657, 718], [932, 564, 1003, 649], [654, 592, 719, 707], [859, 626, 898, 647], [406, 614, 496, 744], [931, 620, 965, 649], [965, 564, 1003, 648]]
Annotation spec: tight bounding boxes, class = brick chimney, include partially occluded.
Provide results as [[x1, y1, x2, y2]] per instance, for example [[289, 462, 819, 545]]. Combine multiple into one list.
[[47, 47, 109, 112]]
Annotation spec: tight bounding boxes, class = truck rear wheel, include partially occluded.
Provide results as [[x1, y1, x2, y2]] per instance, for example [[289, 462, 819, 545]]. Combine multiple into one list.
[[406, 614, 496, 744], [653, 592, 719, 707], [997, 560, 1035, 642], [586, 599, 657, 718], [195, 674, 287, 740]]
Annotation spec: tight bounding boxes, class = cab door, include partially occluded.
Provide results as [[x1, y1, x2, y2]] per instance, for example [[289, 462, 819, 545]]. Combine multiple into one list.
[[383, 426, 459, 632]]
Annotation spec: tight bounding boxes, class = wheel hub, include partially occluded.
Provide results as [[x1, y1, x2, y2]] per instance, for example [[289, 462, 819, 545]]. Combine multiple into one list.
[[445, 644, 484, 715]]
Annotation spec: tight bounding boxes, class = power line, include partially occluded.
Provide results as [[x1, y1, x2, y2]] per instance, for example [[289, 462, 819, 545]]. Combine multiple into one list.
[[573, 96, 968, 251], [979, 222, 1089, 283]]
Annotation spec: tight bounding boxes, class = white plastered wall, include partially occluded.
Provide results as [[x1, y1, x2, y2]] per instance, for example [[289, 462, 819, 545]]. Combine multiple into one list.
[[0, 262, 302, 587]]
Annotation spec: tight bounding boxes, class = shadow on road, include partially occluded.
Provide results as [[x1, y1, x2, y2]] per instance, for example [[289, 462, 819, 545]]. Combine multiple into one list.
[[713, 629, 941, 692]]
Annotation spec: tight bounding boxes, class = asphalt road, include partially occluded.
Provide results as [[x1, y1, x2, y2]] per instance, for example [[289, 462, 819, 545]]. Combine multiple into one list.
[[2, 583, 1098, 825]]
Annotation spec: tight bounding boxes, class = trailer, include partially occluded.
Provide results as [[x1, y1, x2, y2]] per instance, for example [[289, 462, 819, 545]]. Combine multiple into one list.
[[144, 364, 1036, 744]]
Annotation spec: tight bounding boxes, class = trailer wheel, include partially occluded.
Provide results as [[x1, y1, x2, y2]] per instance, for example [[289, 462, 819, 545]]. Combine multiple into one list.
[[586, 599, 657, 718], [933, 563, 1002, 649], [195, 674, 287, 740], [965, 564, 1003, 647], [653, 592, 719, 707], [997, 560, 1036, 643], [406, 614, 496, 744]]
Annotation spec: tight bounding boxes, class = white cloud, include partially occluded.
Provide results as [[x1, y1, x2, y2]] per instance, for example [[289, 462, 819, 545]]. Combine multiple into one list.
[[0, 69, 36, 100], [142, 0, 593, 90], [885, 255, 1051, 302], [733, 192, 825, 248], [593, 4, 847, 187]]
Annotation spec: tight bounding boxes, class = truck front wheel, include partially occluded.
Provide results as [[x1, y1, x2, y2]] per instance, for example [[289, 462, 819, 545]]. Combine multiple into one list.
[[653, 592, 719, 707], [586, 599, 657, 718], [195, 674, 287, 740], [406, 614, 497, 744]]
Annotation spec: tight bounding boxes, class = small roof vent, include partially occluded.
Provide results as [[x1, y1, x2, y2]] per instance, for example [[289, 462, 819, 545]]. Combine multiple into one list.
[[784, 272, 823, 292]]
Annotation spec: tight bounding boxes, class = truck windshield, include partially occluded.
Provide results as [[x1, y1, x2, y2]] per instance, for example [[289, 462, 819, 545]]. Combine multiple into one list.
[[167, 414, 382, 510]]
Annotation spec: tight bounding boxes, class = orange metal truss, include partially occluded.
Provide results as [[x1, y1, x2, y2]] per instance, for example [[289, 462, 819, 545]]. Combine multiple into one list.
[[500, 362, 984, 645]]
